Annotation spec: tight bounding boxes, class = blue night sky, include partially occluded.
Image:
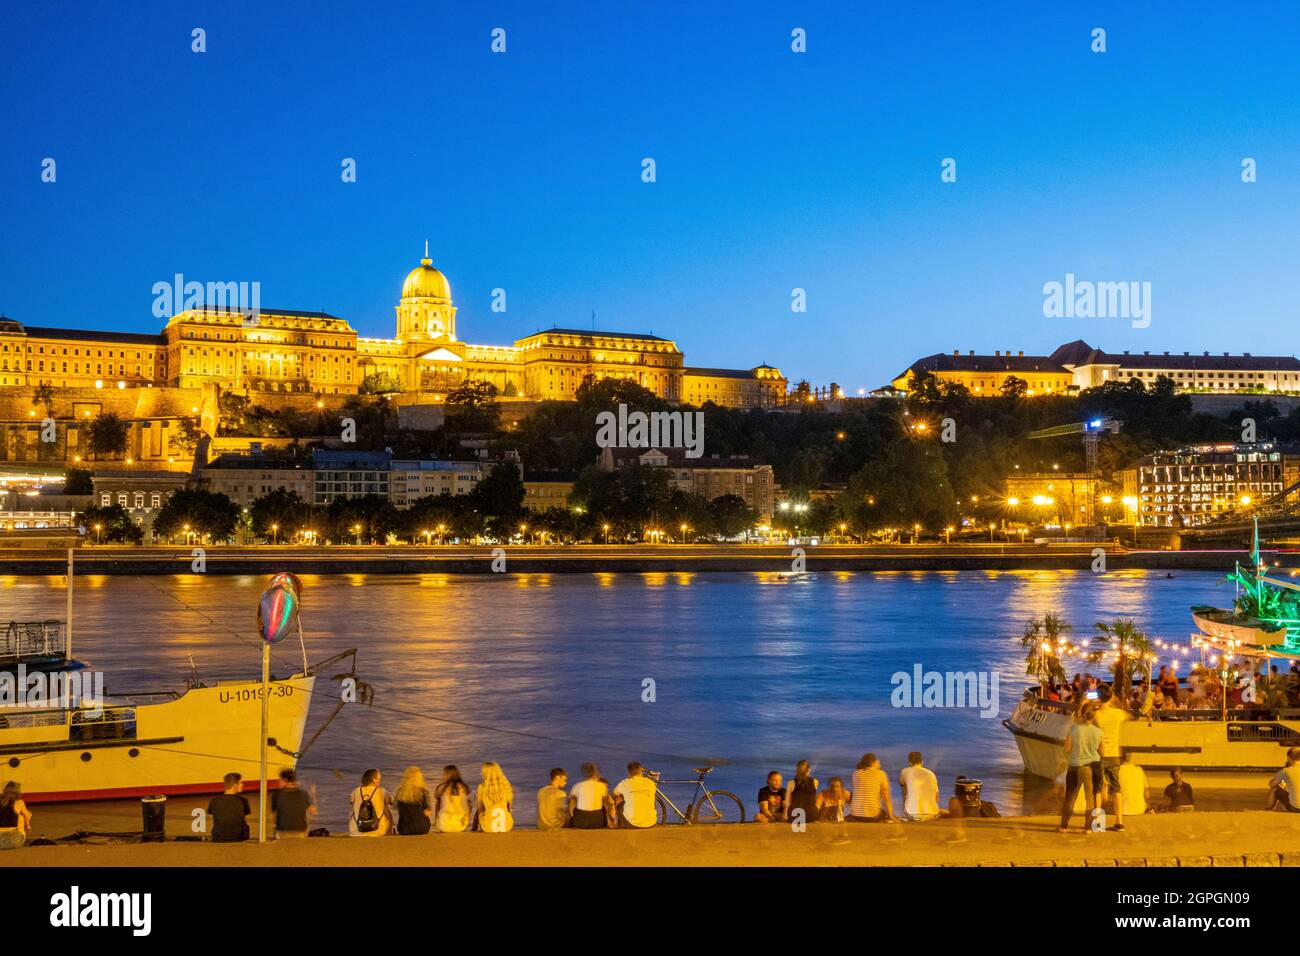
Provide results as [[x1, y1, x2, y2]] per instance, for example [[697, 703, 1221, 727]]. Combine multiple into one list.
[[2, 2, 1299, 391]]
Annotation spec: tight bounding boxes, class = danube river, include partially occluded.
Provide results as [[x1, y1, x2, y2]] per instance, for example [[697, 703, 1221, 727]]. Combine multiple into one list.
[[2, 568, 1241, 830]]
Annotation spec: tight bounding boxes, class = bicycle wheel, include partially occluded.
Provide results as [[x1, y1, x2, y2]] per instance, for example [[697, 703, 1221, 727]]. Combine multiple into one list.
[[689, 789, 745, 824], [655, 792, 671, 825]]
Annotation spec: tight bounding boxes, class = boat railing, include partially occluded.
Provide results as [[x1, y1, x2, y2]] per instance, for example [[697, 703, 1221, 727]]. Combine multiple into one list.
[[2, 619, 65, 660], [69, 704, 137, 741], [0, 707, 66, 729]]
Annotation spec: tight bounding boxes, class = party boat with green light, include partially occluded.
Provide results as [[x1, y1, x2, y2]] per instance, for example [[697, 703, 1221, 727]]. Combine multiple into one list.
[[1006, 526, 1300, 779]]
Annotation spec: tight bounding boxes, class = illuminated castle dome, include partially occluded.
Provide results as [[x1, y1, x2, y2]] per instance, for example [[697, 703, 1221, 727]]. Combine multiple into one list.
[[401, 242, 452, 302], [395, 242, 457, 341]]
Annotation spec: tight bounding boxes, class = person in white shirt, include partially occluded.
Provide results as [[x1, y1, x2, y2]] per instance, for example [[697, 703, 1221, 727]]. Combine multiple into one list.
[[613, 761, 658, 828], [569, 762, 611, 829], [897, 751, 941, 821], [1116, 752, 1149, 816]]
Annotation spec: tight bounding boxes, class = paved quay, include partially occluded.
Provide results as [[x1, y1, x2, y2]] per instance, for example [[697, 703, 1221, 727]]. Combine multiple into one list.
[[0, 543, 1272, 574], [11, 811, 1300, 867]]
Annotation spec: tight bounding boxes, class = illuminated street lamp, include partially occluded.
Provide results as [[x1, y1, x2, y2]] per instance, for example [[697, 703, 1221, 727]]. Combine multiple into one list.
[[679, 522, 690, 543], [437, 523, 447, 545], [352, 523, 363, 546], [1121, 495, 1140, 542], [94, 522, 103, 544], [422, 528, 432, 546], [270, 523, 278, 546], [602, 522, 611, 544], [519, 523, 528, 544]]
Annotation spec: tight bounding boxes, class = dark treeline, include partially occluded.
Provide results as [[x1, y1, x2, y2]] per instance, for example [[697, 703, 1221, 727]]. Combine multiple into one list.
[[108, 371, 1290, 543]]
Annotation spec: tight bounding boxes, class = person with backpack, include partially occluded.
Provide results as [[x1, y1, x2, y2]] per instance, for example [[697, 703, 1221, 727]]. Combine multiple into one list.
[[349, 768, 392, 837]]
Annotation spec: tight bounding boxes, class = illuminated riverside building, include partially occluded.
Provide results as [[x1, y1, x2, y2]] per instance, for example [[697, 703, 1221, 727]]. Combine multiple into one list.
[[893, 340, 1300, 396], [597, 446, 775, 522], [1003, 472, 1097, 527], [1134, 443, 1293, 527], [0, 251, 786, 406]]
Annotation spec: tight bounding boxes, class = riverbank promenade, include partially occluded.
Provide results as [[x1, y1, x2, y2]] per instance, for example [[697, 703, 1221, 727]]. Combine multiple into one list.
[[11, 811, 1300, 867], [0, 542, 1265, 574]]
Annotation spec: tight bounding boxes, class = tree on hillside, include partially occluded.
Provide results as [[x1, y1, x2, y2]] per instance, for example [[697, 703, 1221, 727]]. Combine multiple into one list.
[[249, 489, 312, 541], [86, 412, 128, 460], [1000, 376, 1029, 399], [152, 489, 240, 543], [32, 382, 55, 418], [359, 371, 405, 396], [64, 467, 93, 496], [445, 379, 501, 433], [709, 494, 757, 538], [77, 504, 142, 544], [470, 462, 525, 534]]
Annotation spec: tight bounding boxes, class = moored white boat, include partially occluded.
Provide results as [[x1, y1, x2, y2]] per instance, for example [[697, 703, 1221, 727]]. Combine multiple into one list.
[[0, 556, 362, 803]]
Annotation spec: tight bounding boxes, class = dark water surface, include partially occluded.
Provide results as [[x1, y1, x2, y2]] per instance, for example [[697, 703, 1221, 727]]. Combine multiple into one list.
[[1, 569, 1237, 830]]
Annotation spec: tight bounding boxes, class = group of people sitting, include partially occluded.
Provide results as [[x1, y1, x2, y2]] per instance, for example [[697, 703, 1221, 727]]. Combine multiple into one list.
[[197, 752, 962, 841], [1045, 661, 1300, 714], [753, 752, 957, 824]]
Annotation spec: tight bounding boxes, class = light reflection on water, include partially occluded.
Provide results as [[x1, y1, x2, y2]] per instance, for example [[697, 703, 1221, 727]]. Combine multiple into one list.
[[0, 569, 1235, 829]]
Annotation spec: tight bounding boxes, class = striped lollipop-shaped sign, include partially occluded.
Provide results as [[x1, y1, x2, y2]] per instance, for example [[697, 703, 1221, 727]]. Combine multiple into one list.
[[257, 574, 302, 645]]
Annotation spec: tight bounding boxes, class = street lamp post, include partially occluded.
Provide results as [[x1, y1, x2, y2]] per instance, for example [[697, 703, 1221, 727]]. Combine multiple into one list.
[[270, 523, 278, 546], [352, 523, 362, 546], [602, 522, 611, 544]]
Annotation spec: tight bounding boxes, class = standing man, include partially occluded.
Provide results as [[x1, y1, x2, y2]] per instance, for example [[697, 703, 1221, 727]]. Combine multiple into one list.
[[1095, 687, 1130, 832], [613, 761, 658, 829]]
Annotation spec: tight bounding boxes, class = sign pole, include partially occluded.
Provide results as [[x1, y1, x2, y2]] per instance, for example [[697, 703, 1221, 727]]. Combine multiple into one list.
[[259, 640, 270, 844]]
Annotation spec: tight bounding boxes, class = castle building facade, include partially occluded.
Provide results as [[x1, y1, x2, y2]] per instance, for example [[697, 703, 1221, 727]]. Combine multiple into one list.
[[893, 340, 1300, 396], [1, 252, 787, 407]]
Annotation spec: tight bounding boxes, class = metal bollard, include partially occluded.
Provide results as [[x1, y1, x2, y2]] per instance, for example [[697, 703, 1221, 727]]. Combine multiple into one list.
[[141, 794, 166, 842]]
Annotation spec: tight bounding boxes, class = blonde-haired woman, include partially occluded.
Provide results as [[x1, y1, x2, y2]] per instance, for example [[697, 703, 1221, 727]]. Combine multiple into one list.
[[474, 761, 514, 833], [394, 766, 433, 835]]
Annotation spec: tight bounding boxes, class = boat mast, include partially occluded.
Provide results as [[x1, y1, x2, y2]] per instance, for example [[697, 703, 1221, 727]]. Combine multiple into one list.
[[65, 547, 73, 662]]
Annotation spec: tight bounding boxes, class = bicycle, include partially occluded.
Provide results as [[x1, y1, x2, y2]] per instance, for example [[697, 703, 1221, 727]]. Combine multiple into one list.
[[646, 766, 745, 824]]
